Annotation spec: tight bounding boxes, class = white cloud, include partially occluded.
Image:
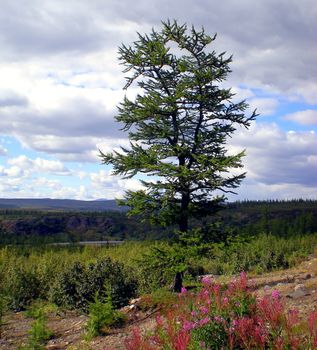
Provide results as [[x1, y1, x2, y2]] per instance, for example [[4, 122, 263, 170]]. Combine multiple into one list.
[[248, 98, 279, 116], [0, 0, 316, 200], [8, 155, 70, 175], [285, 109, 317, 125], [232, 123, 317, 188]]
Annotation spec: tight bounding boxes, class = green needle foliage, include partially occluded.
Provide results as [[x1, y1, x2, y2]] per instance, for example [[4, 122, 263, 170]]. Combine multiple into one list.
[[21, 309, 52, 350], [85, 293, 125, 339], [101, 20, 257, 290], [101, 20, 256, 233]]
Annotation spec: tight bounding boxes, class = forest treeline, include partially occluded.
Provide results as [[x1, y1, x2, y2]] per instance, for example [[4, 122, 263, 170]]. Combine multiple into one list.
[[0, 199, 316, 245]]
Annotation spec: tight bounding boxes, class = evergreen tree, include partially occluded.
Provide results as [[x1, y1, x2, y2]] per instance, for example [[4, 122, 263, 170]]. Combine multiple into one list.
[[101, 20, 256, 290]]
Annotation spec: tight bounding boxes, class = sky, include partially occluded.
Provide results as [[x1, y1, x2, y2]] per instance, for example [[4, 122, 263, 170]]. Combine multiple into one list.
[[0, 0, 316, 201]]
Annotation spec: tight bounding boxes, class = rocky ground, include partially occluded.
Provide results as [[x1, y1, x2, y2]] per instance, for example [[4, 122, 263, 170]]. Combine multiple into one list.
[[1, 255, 317, 350]]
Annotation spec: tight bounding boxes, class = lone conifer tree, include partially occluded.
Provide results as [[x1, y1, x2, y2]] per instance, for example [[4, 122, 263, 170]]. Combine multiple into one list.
[[101, 21, 256, 289]]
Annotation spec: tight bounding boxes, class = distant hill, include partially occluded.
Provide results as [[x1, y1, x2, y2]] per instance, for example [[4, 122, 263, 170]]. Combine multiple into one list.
[[0, 198, 316, 244], [0, 198, 126, 212]]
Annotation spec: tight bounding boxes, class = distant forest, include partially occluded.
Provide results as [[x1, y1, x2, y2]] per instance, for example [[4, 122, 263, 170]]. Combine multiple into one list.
[[0, 199, 316, 244]]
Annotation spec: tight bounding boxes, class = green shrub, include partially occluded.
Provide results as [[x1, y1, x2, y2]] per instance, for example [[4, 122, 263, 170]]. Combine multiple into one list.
[[20, 309, 52, 350], [0, 294, 6, 336], [50, 257, 138, 312], [6, 267, 41, 311], [24, 301, 57, 319], [85, 294, 125, 339]]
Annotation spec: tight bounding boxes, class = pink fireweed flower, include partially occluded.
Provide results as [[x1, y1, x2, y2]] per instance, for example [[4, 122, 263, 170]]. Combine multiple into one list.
[[199, 317, 210, 326], [239, 271, 247, 290], [201, 289, 209, 298], [213, 284, 221, 294], [201, 275, 212, 286], [257, 295, 284, 329], [308, 310, 317, 347], [183, 320, 196, 331], [199, 306, 209, 314], [156, 315, 164, 328], [173, 329, 191, 350], [214, 316, 224, 323], [223, 297, 229, 306], [181, 287, 187, 294], [271, 289, 280, 300], [286, 309, 299, 328]]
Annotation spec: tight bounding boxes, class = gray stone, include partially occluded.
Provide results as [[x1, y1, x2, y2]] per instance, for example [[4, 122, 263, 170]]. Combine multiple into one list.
[[287, 284, 311, 299]]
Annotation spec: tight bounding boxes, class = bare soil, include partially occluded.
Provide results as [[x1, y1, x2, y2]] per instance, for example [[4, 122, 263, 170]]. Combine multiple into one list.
[[2, 255, 317, 349]]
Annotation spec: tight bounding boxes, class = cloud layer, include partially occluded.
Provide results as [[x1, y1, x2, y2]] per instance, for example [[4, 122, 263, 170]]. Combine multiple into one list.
[[0, 0, 316, 200]]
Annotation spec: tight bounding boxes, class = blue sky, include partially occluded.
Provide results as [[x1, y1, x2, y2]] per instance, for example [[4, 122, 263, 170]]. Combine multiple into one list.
[[0, 0, 316, 200]]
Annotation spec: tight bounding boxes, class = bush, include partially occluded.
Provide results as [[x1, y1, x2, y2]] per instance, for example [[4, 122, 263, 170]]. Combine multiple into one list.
[[0, 294, 6, 336], [20, 309, 52, 350], [50, 257, 138, 311], [85, 294, 125, 339], [6, 267, 41, 311]]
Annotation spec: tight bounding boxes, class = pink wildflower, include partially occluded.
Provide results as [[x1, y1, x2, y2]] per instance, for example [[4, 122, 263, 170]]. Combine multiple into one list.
[[214, 315, 223, 323], [199, 306, 209, 314], [308, 310, 317, 347], [286, 309, 299, 328], [183, 320, 195, 331], [156, 315, 164, 327], [199, 317, 210, 326], [173, 329, 191, 350], [201, 275, 212, 285], [271, 289, 280, 300], [239, 271, 247, 290], [181, 287, 187, 294]]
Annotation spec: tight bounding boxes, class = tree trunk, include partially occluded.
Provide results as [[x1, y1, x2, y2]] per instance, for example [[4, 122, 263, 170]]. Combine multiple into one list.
[[173, 272, 183, 293], [173, 191, 190, 292], [179, 191, 189, 233]]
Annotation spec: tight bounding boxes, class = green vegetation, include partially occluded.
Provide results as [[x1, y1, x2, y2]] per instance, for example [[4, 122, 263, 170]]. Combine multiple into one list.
[[0, 293, 5, 336], [50, 257, 137, 311], [85, 294, 125, 339], [20, 308, 53, 350], [0, 199, 316, 245], [124, 274, 317, 350], [0, 231, 317, 315]]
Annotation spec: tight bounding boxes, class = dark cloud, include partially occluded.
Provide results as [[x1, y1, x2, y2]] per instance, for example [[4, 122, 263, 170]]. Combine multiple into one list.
[[0, 1, 131, 61], [0, 97, 123, 138], [0, 0, 316, 99]]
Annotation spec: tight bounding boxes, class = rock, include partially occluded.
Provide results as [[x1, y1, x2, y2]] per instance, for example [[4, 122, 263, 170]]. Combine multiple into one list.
[[129, 298, 141, 305], [292, 289, 307, 299], [294, 284, 308, 292], [286, 275, 295, 283], [287, 284, 310, 299], [263, 285, 271, 291], [197, 274, 216, 282]]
